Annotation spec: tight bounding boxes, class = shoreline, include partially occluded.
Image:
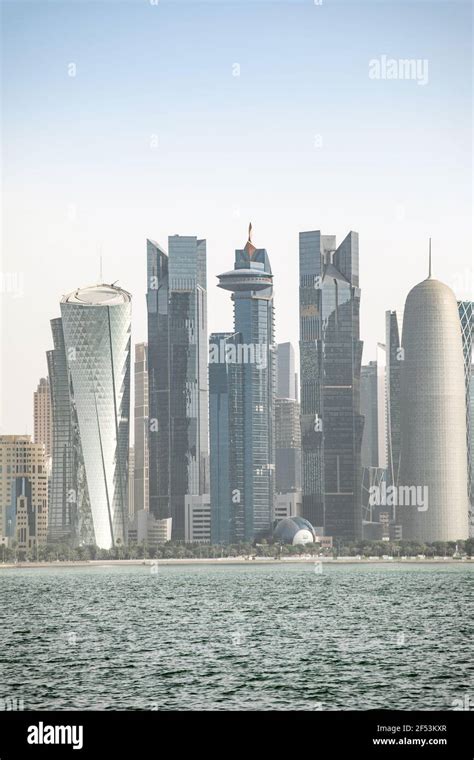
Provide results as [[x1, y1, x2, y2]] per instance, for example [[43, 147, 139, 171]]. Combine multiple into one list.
[[0, 557, 472, 569]]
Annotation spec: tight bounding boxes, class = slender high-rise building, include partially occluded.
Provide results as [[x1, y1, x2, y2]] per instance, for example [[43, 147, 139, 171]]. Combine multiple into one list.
[[47, 317, 92, 544], [33, 377, 52, 460], [361, 363, 377, 468], [147, 236, 208, 541], [276, 342, 297, 400], [209, 332, 233, 544], [385, 310, 402, 489], [299, 230, 363, 539], [274, 341, 301, 497], [360, 345, 387, 470], [458, 301, 473, 517], [470, 364, 474, 535], [53, 284, 131, 550], [399, 268, 468, 542], [133, 343, 149, 516], [128, 446, 135, 519], [275, 398, 301, 493], [216, 225, 275, 542]]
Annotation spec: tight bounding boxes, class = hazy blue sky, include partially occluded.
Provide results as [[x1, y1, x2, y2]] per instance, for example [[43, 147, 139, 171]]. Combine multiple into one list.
[[1, 0, 472, 434]]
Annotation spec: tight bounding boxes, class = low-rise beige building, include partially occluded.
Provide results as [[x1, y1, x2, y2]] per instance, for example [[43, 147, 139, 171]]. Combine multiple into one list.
[[0, 435, 48, 552]]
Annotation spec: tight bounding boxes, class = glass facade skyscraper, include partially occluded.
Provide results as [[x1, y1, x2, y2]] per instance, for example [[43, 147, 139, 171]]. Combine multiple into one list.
[[275, 397, 301, 493], [215, 228, 275, 542], [276, 342, 297, 401], [360, 345, 387, 470], [299, 230, 363, 539], [133, 343, 149, 516], [47, 317, 93, 545], [385, 310, 402, 490], [209, 332, 233, 544], [51, 284, 132, 550], [458, 301, 473, 517], [274, 342, 301, 496], [147, 236, 209, 541]]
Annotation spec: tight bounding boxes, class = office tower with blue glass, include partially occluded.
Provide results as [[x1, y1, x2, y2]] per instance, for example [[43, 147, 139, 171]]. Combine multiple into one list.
[[299, 230, 363, 539], [147, 236, 209, 541], [209, 332, 233, 544], [216, 226, 275, 542]]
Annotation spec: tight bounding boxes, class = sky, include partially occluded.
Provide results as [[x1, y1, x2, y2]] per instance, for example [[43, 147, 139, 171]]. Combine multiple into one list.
[[1, 0, 472, 435]]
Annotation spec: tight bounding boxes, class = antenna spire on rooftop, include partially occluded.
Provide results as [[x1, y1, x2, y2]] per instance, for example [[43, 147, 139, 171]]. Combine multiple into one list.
[[428, 237, 432, 278], [244, 222, 256, 258]]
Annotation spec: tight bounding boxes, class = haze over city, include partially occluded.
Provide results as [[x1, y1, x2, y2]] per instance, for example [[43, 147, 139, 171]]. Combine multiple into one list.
[[1, 0, 472, 435]]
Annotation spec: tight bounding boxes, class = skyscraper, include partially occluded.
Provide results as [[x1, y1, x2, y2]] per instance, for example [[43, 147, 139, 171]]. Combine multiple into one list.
[[51, 284, 131, 550], [360, 363, 378, 468], [147, 236, 209, 541], [0, 436, 48, 552], [209, 332, 233, 544], [133, 343, 149, 516], [216, 225, 275, 542], [276, 342, 297, 400], [470, 364, 474, 535], [33, 377, 52, 460], [128, 446, 135, 519], [458, 301, 473, 517], [274, 341, 301, 497], [399, 273, 468, 542], [360, 345, 387, 470], [385, 310, 402, 489], [299, 230, 363, 539], [47, 317, 91, 544], [275, 399, 301, 494]]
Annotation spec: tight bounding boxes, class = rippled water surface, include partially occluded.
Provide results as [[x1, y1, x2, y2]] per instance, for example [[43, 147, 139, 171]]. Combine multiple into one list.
[[1, 563, 473, 710]]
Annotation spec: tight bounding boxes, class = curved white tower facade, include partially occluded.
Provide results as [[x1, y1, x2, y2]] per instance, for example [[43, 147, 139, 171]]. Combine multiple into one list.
[[60, 284, 131, 549], [399, 277, 469, 542]]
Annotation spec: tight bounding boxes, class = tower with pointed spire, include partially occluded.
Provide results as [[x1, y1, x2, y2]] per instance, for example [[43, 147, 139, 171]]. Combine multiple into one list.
[[399, 247, 469, 542], [212, 225, 275, 542]]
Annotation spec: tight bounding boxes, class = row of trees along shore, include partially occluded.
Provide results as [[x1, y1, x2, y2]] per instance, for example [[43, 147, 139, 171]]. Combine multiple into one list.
[[2, 539, 474, 562]]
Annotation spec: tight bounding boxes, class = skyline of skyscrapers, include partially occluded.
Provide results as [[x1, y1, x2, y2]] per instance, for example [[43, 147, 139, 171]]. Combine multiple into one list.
[[299, 230, 364, 540], [6, 226, 471, 552]]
